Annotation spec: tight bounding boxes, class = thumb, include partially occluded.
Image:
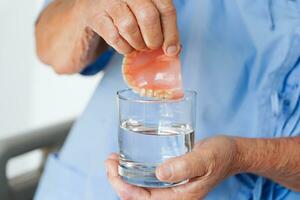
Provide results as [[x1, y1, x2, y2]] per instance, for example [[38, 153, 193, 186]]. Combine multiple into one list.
[[156, 151, 206, 183]]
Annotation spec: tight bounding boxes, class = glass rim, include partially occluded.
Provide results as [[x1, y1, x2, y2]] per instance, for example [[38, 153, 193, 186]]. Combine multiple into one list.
[[117, 89, 197, 103]]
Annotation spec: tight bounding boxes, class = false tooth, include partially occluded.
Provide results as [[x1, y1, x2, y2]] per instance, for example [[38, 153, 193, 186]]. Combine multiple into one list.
[[166, 90, 172, 96], [164, 93, 172, 99], [140, 88, 146, 96], [159, 94, 165, 99], [165, 90, 173, 99], [155, 90, 162, 96], [146, 89, 153, 97]]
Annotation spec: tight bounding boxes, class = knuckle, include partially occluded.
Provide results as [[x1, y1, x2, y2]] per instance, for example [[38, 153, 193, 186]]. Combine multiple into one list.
[[160, 5, 176, 17], [106, 1, 122, 13], [90, 15, 110, 36], [138, 7, 159, 25], [108, 33, 122, 45], [118, 18, 137, 34], [200, 150, 217, 176]]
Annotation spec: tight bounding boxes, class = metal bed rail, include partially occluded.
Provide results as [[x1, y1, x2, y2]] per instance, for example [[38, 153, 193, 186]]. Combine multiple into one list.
[[0, 119, 74, 200]]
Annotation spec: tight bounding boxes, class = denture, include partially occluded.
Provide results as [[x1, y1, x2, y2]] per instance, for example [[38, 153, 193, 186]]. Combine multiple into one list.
[[122, 48, 184, 99]]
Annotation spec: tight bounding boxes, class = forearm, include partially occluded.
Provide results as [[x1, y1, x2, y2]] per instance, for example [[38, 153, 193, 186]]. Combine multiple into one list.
[[35, 0, 107, 74], [235, 136, 300, 191]]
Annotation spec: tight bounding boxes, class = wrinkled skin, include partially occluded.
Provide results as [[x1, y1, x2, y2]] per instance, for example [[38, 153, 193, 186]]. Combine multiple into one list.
[[80, 0, 181, 55], [105, 136, 237, 200], [36, 0, 181, 74], [106, 135, 300, 200]]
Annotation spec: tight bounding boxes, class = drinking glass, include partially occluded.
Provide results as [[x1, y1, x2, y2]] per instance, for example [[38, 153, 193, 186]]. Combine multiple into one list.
[[117, 89, 196, 188]]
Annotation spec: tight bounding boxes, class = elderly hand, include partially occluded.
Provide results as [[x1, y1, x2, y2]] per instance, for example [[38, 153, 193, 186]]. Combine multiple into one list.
[[77, 0, 180, 55], [105, 136, 239, 200]]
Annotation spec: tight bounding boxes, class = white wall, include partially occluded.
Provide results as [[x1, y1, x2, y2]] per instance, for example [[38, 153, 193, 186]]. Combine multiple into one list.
[[0, 0, 101, 178]]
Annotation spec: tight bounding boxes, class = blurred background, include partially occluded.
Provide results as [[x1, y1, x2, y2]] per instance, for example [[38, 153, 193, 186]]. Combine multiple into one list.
[[0, 0, 101, 180]]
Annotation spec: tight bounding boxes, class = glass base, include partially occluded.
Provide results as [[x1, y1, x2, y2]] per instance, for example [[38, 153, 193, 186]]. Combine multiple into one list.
[[118, 162, 188, 188]]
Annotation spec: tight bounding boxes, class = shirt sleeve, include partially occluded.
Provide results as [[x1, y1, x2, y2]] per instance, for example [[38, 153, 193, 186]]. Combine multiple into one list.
[[80, 48, 115, 76]]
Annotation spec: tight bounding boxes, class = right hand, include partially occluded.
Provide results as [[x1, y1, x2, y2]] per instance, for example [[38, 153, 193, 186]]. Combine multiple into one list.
[[76, 0, 180, 56]]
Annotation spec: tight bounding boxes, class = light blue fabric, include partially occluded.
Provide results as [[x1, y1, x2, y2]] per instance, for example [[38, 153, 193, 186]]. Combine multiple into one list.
[[35, 0, 300, 199], [80, 48, 114, 76]]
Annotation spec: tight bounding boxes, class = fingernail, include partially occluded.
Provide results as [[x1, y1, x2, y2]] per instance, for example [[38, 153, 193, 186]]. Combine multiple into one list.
[[157, 165, 172, 180], [166, 45, 178, 56]]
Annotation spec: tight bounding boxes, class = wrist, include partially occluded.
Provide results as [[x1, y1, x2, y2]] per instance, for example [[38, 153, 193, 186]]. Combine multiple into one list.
[[203, 136, 247, 177], [232, 137, 285, 175], [230, 137, 300, 192], [231, 137, 252, 174]]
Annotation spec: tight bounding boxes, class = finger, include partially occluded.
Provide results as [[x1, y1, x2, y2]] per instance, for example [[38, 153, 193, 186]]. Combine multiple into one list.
[[107, 153, 119, 160], [105, 158, 151, 200], [148, 187, 185, 200], [156, 151, 206, 183], [152, 178, 208, 200], [106, 1, 146, 50], [173, 177, 210, 200], [147, 177, 210, 200], [152, 0, 180, 56], [126, 0, 163, 49], [88, 13, 133, 54]]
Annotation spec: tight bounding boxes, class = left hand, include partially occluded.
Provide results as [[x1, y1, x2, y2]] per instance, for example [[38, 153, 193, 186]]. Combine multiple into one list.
[[105, 136, 239, 200]]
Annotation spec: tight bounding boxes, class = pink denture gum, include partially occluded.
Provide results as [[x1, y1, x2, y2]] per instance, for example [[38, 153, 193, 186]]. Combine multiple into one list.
[[122, 48, 184, 99]]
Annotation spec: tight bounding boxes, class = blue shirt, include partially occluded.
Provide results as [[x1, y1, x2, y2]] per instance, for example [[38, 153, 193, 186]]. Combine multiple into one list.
[[35, 0, 300, 199]]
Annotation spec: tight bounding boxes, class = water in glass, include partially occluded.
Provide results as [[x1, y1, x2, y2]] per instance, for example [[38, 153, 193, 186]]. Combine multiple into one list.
[[118, 119, 194, 188]]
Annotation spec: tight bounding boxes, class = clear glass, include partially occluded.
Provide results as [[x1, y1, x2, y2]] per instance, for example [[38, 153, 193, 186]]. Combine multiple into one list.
[[117, 89, 197, 188]]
